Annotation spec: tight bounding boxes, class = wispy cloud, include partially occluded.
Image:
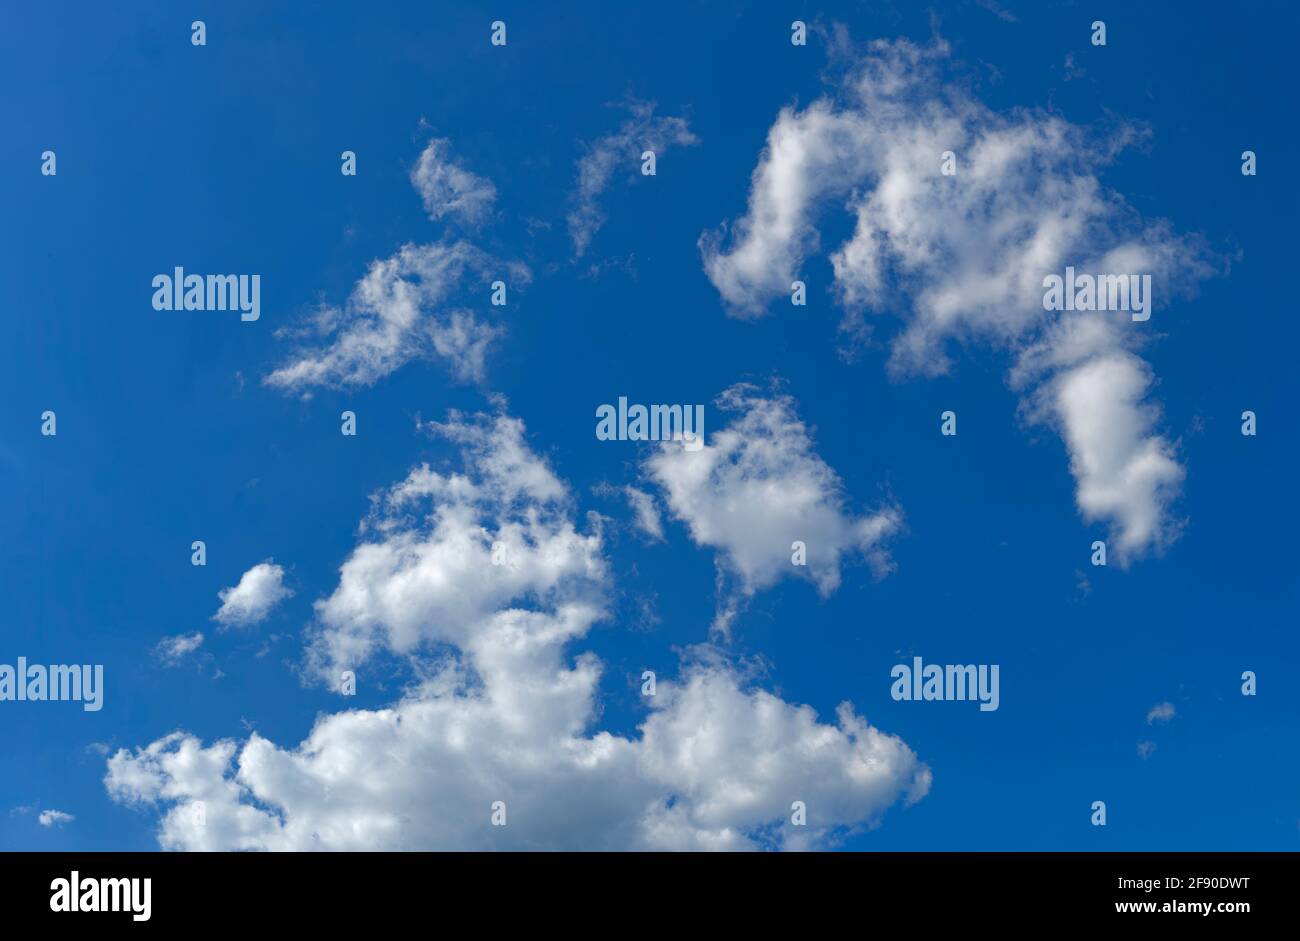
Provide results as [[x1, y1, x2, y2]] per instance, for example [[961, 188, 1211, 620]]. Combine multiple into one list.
[[975, 0, 1017, 23], [568, 101, 698, 257], [623, 486, 664, 542], [410, 138, 497, 225], [267, 141, 529, 394], [153, 632, 205, 666], [265, 241, 525, 391], [1146, 701, 1176, 725]]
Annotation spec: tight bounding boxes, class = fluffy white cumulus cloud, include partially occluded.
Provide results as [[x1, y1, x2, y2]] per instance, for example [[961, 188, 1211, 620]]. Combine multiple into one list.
[[1035, 349, 1184, 555], [568, 101, 699, 257], [702, 38, 1218, 560], [646, 385, 901, 632], [213, 562, 291, 629], [38, 809, 74, 827], [105, 411, 928, 851], [302, 411, 605, 680], [410, 138, 498, 224]]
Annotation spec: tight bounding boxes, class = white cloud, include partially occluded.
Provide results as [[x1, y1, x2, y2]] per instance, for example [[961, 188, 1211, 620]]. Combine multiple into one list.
[[39, 809, 74, 827], [410, 138, 497, 225], [302, 412, 603, 681], [701, 38, 1217, 559], [1039, 351, 1184, 555], [214, 562, 292, 629], [154, 632, 205, 666], [267, 138, 529, 393], [568, 101, 699, 257], [1146, 701, 1176, 725], [645, 385, 900, 633], [701, 100, 870, 317], [623, 486, 664, 542], [106, 411, 928, 851], [975, 0, 1017, 22], [265, 241, 527, 391]]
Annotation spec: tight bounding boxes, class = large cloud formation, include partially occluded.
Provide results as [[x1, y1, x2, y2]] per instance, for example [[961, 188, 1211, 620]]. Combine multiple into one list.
[[702, 38, 1218, 560], [106, 412, 929, 850]]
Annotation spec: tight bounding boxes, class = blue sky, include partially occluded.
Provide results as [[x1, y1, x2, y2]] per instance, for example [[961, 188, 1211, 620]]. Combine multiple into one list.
[[2, 0, 1297, 850]]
